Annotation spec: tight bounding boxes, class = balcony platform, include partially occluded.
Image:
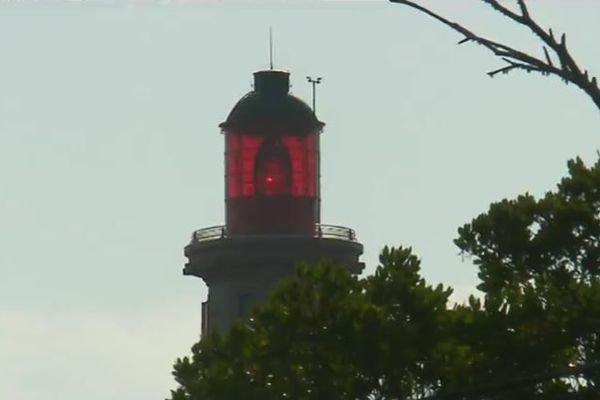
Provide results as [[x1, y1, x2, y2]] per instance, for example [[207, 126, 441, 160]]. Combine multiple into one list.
[[184, 223, 364, 281]]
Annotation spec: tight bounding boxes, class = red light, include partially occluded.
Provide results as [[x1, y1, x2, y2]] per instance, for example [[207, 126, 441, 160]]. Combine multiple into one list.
[[226, 133, 317, 198]]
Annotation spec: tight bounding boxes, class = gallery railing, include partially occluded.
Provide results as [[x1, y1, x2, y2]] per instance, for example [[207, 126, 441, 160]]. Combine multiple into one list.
[[190, 224, 357, 244]]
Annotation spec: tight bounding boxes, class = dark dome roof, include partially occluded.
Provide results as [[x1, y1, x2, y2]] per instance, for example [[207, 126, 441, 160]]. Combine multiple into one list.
[[219, 70, 324, 134]]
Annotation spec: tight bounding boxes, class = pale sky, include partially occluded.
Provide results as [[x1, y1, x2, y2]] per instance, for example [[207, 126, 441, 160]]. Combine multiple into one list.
[[1, 1, 599, 399]]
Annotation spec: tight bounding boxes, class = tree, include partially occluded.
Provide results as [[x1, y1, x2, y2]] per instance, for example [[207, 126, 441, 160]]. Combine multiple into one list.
[[169, 157, 600, 400], [389, 0, 600, 111], [170, 249, 453, 400], [451, 157, 600, 399]]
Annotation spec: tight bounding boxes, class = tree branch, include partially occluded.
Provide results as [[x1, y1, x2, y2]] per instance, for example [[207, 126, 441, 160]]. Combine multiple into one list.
[[389, 0, 600, 111], [423, 360, 600, 400]]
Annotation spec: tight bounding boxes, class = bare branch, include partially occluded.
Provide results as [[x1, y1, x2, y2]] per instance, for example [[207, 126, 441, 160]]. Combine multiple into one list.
[[517, 0, 530, 19], [543, 47, 554, 67], [389, 0, 600, 111], [488, 65, 517, 77], [483, 0, 526, 23]]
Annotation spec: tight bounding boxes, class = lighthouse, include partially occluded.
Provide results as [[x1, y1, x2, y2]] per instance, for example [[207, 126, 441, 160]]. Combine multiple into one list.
[[184, 69, 364, 335]]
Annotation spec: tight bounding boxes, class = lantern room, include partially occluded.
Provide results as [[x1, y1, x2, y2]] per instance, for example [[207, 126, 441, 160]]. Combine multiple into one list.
[[220, 70, 324, 236]]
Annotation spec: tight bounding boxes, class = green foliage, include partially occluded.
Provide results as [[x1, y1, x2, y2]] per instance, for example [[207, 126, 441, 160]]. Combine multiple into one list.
[[170, 158, 600, 400], [456, 157, 600, 296], [452, 157, 600, 398]]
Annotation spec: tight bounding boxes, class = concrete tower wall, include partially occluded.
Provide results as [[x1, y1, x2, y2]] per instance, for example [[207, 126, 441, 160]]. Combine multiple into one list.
[[185, 235, 363, 333]]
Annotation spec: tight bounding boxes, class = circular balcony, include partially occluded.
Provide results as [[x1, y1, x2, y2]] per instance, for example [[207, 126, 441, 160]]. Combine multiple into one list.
[[189, 223, 358, 244]]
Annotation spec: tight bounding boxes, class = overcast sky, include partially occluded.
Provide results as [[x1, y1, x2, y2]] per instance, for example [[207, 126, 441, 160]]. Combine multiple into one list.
[[1, 1, 599, 399]]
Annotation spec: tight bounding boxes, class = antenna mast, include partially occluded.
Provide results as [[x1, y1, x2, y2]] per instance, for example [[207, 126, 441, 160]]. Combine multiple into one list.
[[269, 27, 274, 70], [306, 76, 322, 114]]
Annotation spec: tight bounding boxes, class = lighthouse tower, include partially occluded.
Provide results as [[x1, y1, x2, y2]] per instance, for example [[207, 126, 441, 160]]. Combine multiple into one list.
[[184, 69, 363, 335]]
